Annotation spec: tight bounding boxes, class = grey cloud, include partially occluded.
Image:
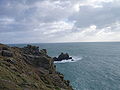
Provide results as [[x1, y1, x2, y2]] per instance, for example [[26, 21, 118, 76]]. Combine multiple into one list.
[[0, 0, 75, 33], [69, 1, 120, 28], [0, 0, 120, 43]]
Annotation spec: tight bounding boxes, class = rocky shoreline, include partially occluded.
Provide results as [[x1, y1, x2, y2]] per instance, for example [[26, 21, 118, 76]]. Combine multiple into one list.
[[0, 44, 73, 90]]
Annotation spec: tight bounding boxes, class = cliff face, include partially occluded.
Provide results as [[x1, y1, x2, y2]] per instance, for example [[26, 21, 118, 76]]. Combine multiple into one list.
[[0, 44, 73, 90]]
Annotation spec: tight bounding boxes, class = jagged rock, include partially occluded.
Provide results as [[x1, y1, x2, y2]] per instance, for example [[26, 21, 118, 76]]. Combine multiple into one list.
[[1, 47, 9, 50], [11, 66, 18, 72], [59, 74, 64, 81], [0, 44, 73, 90], [36, 67, 49, 75], [0, 45, 9, 51], [49, 74, 67, 88], [1, 50, 13, 57], [40, 49, 47, 55], [36, 56, 52, 69], [53, 52, 72, 61], [5, 58, 16, 65], [53, 57, 58, 61], [23, 54, 53, 70], [65, 80, 70, 86], [23, 45, 40, 55]]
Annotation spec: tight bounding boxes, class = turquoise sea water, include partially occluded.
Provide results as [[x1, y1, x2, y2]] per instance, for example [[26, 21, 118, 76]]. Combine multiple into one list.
[[9, 42, 120, 90]]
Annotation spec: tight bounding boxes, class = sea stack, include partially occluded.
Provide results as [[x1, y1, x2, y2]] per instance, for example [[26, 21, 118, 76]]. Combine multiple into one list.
[[53, 52, 72, 61], [0, 44, 73, 90]]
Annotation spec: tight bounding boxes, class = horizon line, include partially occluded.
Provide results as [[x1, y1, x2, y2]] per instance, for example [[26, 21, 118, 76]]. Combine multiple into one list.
[[2, 41, 120, 45]]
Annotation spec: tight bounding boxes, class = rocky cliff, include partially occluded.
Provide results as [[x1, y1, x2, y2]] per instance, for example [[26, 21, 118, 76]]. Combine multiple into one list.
[[0, 44, 73, 90]]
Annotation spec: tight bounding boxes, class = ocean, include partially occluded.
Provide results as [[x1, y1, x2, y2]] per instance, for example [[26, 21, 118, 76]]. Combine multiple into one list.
[[9, 42, 120, 90]]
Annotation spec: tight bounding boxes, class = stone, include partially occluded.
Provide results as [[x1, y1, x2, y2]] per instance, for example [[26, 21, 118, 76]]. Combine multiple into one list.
[[71, 59, 74, 61], [1, 50, 13, 57], [36, 56, 51, 69], [5, 58, 16, 65], [37, 67, 49, 75], [24, 54, 53, 70], [69, 57, 72, 59], [59, 74, 64, 81], [40, 49, 47, 55], [23, 45, 40, 55], [53, 57, 58, 61], [2, 47, 9, 50], [65, 80, 70, 86]]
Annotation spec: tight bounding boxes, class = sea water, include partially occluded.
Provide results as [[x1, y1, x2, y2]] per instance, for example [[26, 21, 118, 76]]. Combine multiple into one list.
[[10, 42, 120, 90]]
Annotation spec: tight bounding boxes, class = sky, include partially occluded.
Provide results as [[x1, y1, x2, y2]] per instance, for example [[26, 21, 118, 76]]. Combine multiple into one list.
[[0, 0, 120, 44]]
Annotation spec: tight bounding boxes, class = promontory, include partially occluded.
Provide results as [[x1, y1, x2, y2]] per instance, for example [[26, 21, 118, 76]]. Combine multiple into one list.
[[0, 44, 73, 90]]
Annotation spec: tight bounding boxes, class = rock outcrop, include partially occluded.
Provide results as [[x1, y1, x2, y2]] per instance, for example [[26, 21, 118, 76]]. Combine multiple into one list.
[[0, 44, 73, 90], [53, 53, 72, 61]]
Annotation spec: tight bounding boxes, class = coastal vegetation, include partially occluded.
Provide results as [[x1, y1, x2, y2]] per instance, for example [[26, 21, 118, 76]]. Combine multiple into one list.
[[0, 44, 73, 90]]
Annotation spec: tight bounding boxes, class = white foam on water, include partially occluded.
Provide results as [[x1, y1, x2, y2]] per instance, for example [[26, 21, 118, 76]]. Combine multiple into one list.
[[54, 56, 82, 64]]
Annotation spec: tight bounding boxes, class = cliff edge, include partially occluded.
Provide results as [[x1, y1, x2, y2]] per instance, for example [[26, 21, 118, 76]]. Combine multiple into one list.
[[0, 44, 73, 90]]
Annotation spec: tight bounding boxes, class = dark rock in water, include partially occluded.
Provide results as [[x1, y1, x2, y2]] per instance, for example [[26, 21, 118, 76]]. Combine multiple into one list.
[[71, 59, 74, 61], [53, 57, 58, 61], [58, 53, 69, 60], [53, 52, 72, 61], [1, 50, 13, 57], [69, 57, 72, 59]]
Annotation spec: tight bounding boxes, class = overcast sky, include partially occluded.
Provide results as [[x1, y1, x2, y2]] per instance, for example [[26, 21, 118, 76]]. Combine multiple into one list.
[[0, 0, 120, 44]]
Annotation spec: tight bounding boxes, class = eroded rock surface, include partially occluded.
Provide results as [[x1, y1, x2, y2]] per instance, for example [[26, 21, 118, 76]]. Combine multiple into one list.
[[0, 44, 73, 90]]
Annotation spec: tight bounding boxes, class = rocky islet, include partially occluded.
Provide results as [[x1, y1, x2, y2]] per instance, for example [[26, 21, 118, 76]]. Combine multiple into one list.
[[53, 53, 72, 61]]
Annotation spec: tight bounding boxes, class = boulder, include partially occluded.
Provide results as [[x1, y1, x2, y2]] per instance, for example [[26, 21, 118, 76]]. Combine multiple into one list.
[[69, 57, 72, 59], [36, 56, 52, 70], [1, 50, 13, 57], [23, 45, 40, 55], [40, 49, 47, 55], [53, 57, 58, 61], [64, 80, 70, 86], [0, 45, 9, 51], [5, 58, 16, 65], [24, 54, 53, 70]]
